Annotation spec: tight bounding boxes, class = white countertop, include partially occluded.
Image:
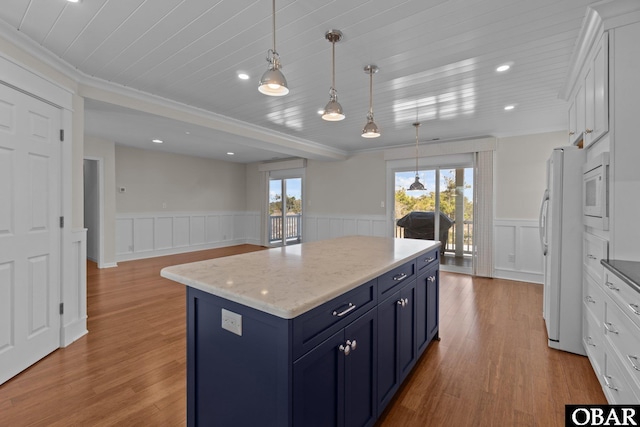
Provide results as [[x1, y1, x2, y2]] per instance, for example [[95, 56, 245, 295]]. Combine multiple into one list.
[[160, 236, 440, 319]]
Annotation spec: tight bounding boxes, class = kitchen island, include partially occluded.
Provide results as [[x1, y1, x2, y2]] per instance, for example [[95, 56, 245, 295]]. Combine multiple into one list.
[[161, 235, 441, 427]]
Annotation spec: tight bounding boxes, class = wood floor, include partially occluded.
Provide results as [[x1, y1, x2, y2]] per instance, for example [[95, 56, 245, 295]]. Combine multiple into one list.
[[0, 245, 606, 426]]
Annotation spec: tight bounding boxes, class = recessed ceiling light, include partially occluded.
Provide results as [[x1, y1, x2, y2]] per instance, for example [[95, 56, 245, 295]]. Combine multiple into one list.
[[504, 105, 515, 111], [496, 64, 510, 72], [185, 131, 190, 135], [238, 73, 249, 80], [152, 139, 163, 143], [227, 152, 235, 156], [67, 0, 80, 3]]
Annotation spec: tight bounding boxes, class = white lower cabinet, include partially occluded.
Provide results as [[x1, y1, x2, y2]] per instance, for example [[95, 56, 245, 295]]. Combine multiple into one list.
[[587, 263, 640, 404]]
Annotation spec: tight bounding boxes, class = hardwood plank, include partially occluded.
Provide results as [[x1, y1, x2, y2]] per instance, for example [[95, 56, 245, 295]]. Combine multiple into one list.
[[0, 246, 606, 426]]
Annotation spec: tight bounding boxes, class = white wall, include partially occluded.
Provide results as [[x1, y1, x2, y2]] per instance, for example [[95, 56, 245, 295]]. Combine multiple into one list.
[[495, 131, 566, 219], [115, 145, 246, 213], [493, 131, 567, 282], [113, 146, 257, 261]]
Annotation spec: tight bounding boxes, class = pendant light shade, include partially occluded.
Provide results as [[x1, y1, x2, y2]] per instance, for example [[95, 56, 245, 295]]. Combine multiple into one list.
[[362, 65, 380, 138], [409, 122, 425, 191], [322, 30, 345, 121], [259, 0, 289, 96]]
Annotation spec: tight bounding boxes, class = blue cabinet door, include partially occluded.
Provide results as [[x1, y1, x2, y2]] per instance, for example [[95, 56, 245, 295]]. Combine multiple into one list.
[[293, 330, 345, 427], [426, 268, 439, 343], [377, 289, 400, 414], [344, 308, 377, 427], [416, 265, 439, 355], [399, 281, 417, 382]]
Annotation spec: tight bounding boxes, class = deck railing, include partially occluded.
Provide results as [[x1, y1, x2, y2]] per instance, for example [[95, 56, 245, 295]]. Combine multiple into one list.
[[269, 214, 302, 244]]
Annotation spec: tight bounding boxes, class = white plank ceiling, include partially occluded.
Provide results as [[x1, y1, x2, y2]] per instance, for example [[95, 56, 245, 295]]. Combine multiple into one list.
[[0, 0, 596, 162]]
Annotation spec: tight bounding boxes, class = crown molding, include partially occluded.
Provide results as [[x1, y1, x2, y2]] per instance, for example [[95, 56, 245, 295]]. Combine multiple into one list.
[[560, 0, 640, 100], [0, 17, 348, 161]]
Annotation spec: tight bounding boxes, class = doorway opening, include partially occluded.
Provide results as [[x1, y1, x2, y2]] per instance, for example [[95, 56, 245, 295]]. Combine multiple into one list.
[[268, 176, 303, 247], [83, 158, 104, 267], [394, 167, 474, 274]]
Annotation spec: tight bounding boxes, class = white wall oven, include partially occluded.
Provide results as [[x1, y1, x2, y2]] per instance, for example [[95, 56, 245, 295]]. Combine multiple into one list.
[[583, 152, 609, 230]]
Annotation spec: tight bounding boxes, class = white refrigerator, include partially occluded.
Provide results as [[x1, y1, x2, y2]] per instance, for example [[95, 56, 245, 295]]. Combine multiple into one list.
[[539, 146, 585, 355]]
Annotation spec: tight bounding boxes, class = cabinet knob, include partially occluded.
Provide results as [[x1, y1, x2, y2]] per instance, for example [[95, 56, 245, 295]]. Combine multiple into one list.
[[347, 339, 357, 351], [585, 128, 593, 134], [339, 343, 351, 356], [396, 298, 409, 307]]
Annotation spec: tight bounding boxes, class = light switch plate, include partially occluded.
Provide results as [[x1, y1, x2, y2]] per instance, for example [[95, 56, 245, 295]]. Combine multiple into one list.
[[221, 308, 242, 336]]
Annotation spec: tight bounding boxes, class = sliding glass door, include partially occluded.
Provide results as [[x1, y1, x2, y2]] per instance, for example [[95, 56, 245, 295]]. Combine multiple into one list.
[[394, 166, 474, 274]]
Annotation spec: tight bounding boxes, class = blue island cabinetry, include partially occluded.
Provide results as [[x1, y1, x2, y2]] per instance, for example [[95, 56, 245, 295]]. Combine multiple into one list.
[[181, 243, 440, 427]]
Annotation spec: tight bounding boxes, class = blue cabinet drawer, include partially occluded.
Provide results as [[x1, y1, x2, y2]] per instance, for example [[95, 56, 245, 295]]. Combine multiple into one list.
[[292, 279, 377, 360], [378, 260, 416, 298], [416, 249, 439, 272]]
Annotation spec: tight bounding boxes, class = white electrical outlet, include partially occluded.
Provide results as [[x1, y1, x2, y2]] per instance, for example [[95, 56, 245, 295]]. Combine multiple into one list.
[[221, 308, 242, 336]]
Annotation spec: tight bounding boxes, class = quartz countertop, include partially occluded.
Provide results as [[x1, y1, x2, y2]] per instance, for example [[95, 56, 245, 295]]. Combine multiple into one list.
[[601, 259, 640, 294], [161, 236, 440, 319]]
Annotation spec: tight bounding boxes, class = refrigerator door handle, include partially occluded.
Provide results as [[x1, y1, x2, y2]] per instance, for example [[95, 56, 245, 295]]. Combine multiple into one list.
[[539, 189, 549, 256]]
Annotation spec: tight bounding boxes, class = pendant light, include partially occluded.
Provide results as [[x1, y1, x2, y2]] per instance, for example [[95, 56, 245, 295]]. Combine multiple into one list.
[[322, 30, 345, 121], [258, 0, 289, 96], [409, 122, 425, 191], [362, 65, 380, 138]]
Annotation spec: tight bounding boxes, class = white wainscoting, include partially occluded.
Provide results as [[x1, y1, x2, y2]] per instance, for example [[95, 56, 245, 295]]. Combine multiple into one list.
[[304, 214, 389, 242], [494, 219, 543, 284], [61, 228, 88, 347], [116, 211, 260, 262]]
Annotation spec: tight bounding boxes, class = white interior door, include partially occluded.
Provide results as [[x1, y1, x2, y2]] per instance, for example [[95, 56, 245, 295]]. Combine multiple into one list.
[[0, 84, 61, 385]]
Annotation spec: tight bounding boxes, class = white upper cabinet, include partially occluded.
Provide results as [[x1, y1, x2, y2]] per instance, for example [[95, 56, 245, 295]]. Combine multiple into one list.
[[584, 33, 609, 148]]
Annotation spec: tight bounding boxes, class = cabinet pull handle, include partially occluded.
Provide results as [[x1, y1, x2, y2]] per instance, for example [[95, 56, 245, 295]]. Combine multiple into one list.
[[425, 257, 435, 263], [393, 273, 408, 282], [604, 322, 619, 335], [587, 254, 597, 260], [569, 131, 575, 136], [332, 302, 356, 317], [627, 355, 640, 372], [585, 296, 596, 304], [629, 303, 640, 315], [605, 282, 620, 292], [602, 375, 617, 391], [586, 336, 596, 347], [428, 275, 436, 283], [347, 339, 357, 351], [585, 128, 593, 134], [339, 343, 351, 356]]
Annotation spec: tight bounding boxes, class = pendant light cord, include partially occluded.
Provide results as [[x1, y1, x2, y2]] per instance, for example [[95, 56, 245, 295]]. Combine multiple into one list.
[[272, 0, 276, 52], [369, 71, 373, 115], [415, 124, 419, 175], [331, 39, 336, 90]]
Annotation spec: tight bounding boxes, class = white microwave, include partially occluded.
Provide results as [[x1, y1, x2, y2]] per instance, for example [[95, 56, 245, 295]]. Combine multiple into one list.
[[583, 152, 609, 230]]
